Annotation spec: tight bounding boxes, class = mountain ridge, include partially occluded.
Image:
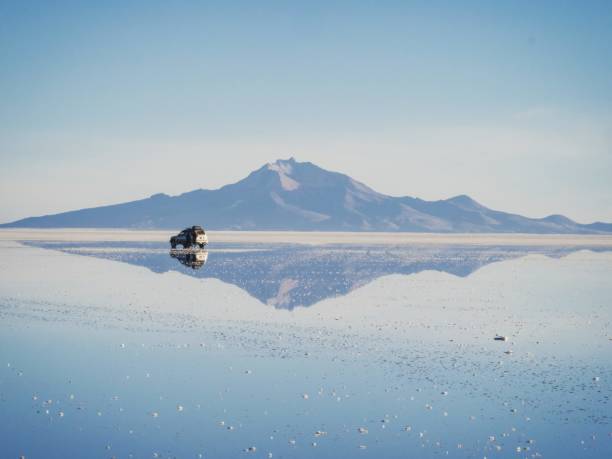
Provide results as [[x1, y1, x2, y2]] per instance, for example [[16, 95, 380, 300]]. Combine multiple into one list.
[[3, 158, 612, 233]]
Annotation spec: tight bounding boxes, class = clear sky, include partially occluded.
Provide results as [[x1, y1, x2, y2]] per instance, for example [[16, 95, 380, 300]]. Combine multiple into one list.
[[1, 0, 611, 224]]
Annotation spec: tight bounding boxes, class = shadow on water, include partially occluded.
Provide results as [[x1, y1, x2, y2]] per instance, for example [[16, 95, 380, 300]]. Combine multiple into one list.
[[24, 241, 612, 310]]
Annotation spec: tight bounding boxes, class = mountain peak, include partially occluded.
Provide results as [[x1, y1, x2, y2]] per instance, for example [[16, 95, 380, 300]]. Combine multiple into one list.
[[268, 156, 297, 164], [543, 214, 574, 224], [447, 194, 482, 208]]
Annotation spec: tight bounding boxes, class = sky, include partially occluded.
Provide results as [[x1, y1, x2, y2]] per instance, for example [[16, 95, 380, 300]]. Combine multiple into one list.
[[1, 0, 611, 224]]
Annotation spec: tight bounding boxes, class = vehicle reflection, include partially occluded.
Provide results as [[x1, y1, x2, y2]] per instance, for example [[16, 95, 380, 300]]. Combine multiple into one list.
[[170, 248, 208, 270]]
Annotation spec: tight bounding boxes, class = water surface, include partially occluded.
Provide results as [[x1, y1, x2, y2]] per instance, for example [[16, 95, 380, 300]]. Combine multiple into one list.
[[1, 235, 611, 458]]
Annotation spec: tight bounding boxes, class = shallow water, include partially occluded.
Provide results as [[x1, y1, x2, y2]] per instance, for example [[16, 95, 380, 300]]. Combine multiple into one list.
[[0, 236, 611, 458]]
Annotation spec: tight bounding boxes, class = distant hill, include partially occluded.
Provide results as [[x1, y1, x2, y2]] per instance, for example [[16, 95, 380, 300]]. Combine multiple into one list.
[[4, 158, 612, 233]]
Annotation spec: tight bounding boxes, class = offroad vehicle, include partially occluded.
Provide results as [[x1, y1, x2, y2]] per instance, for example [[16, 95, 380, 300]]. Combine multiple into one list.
[[170, 226, 208, 248], [170, 249, 208, 269]]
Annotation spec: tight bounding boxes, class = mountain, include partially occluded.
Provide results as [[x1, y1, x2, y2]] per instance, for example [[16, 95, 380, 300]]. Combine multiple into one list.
[[3, 158, 612, 233]]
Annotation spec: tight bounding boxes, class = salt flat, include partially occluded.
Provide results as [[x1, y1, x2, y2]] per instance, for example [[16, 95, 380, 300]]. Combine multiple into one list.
[[1, 233, 611, 459], [2, 228, 612, 246]]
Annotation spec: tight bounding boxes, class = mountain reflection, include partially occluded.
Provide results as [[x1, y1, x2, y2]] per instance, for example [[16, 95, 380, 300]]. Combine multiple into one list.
[[26, 242, 610, 310]]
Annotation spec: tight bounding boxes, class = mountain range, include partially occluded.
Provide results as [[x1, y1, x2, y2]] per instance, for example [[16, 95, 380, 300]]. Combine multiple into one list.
[[4, 158, 612, 233]]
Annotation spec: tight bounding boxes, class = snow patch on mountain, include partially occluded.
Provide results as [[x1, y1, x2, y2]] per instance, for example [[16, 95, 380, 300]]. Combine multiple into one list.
[[268, 160, 300, 191]]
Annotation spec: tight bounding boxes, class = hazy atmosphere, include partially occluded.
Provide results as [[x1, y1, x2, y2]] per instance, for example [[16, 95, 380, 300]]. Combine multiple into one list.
[[1, 1, 612, 224]]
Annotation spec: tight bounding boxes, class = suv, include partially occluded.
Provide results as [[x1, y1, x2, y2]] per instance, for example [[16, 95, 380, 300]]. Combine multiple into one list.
[[170, 226, 208, 248]]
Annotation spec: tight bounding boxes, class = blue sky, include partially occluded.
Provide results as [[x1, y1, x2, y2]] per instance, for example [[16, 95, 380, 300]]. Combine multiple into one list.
[[1, 0, 611, 223]]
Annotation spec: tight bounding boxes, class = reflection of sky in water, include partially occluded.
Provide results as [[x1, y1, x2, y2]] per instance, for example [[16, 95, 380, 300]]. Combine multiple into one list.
[[0, 241, 611, 458]]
